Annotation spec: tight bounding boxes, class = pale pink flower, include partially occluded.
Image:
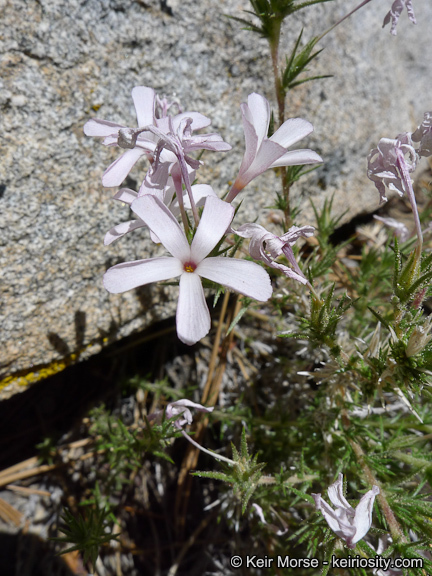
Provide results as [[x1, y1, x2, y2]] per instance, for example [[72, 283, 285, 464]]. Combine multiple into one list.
[[147, 399, 213, 429], [226, 93, 322, 202], [312, 474, 380, 549], [142, 116, 230, 218], [84, 86, 212, 188], [165, 399, 214, 429], [367, 133, 422, 244], [367, 133, 417, 204], [412, 112, 432, 158], [234, 222, 314, 284], [104, 195, 272, 345], [383, 0, 416, 35]]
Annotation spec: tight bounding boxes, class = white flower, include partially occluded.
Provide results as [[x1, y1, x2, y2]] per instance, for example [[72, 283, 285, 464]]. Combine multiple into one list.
[[104, 195, 272, 345], [367, 133, 417, 204], [312, 474, 380, 548], [226, 93, 322, 202], [165, 399, 214, 429]]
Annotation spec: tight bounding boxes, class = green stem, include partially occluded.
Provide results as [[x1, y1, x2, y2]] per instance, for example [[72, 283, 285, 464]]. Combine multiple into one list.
[[392, 450, 432, 471], [258, 473, 317, 485], [269, 22, 292, 228]]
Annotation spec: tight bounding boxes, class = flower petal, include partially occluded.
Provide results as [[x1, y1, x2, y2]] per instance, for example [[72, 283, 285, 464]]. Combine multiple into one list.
[[185, 133, 232, 153], [242, 139, 287, 183], [184, 184, 217, 209], [327, 474, 353, 511], [169, 399, 214, 413], [131, 86, 155, 128], [131, 195, 191, 261], [104, 219, 146, 245], [271, 117, 314, 149], [246, 93, 270, 150], [190, 196, 234, 262], [352, 486, 380, 544], [113, 188, 138, 205], [104, 257, 183, 293], [102, 147, 146, 187], [313, 494, 352, 537], [270, 149, 323, 168], [197, 257, 272, 301], [84, 118, 123, 138], [237, 105, 259, 177], [177, 272, 211, 345], [172, 112, 212, 131]]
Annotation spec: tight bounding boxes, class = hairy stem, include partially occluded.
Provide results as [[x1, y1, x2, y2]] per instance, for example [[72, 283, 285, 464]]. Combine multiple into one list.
[[269, 21, 292, 227]]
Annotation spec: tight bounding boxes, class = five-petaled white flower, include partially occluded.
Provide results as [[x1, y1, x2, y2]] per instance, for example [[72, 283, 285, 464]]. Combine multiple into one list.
[[226, 93, 322, 202], [383, 0, 416, 36], [104, 195, 272, 345], [312, 474, 380, 549]]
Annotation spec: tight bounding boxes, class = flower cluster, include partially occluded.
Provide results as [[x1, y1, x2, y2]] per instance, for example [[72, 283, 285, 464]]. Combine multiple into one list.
[[85, 87, 322, 345]]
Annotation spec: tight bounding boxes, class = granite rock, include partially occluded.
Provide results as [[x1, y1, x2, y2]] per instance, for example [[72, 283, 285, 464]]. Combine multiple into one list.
[[1, 0, 431, 397]]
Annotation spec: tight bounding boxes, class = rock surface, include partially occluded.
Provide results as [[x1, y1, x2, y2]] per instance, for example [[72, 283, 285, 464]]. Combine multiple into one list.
[[1, 0, 431, 397]]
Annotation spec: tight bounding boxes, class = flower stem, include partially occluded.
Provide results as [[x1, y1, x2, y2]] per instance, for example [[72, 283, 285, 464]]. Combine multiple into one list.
[[269, 22, 292, 227], [180, 430, 235, 466], [316, 0, 374, 43]]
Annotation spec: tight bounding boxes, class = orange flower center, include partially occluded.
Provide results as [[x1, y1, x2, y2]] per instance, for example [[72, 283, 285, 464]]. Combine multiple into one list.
[[184, 262, 196, 273]]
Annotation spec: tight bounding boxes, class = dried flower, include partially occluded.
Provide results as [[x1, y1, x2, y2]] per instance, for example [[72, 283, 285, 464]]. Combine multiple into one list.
[[367, 133, 422, 245], [234, 222, 314, 284], [383, 0, 416, 36], [406, 315, 432, 357], [412, 111, 432, 158]]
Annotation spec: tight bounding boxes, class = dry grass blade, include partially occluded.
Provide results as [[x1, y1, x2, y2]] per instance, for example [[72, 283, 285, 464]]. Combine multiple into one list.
[[6, 484, 52, 497], [0, 496, 23, 526], [175, 293, 241, 534]]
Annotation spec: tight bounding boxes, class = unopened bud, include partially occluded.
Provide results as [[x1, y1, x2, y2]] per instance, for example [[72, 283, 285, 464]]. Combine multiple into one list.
[[118, 127, 137, 149]]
